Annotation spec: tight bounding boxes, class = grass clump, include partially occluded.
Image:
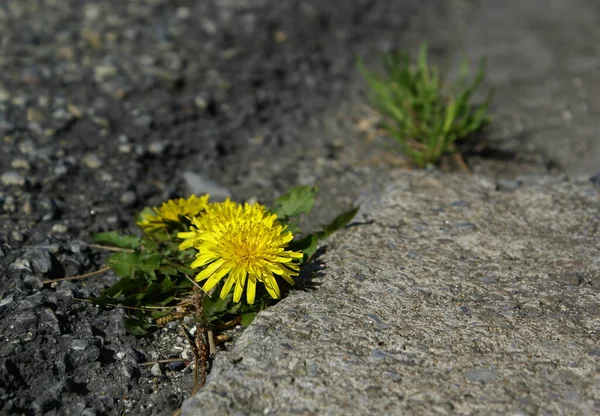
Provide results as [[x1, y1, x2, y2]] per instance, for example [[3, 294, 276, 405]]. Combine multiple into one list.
[[359, 44, 493, 169]]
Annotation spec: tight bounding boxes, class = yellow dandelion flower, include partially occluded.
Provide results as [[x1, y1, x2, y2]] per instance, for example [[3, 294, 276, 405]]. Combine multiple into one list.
[[137, 194, 210, 232], [177, 199, 266, 250], [182, 200, 303, 304]]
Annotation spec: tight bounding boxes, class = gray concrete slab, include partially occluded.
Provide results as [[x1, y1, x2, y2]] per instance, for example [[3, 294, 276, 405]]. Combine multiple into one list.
[[183, 170, 600, 415]]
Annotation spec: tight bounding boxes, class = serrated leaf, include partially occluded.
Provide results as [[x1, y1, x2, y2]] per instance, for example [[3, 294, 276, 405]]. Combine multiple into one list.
[[226, 301, 242, 315], [106, 252, 162, 278], [304, 235, 320, 259], [125, 319, 150, 336], [203, 293, 232, 319], [161, 275, 174, 292], [140, 235, 159, 251], [158, 295, 175, 306], [93, 275, 141, 301], [159, 265, 179, 276], [176, 265, 196, 276], [241, 312, 257, 327], [316, 206, 359, 240], [288, 234, 318, 256], [92, 232, 140, 249], [282, 220, 300, 235], [151, 310, 173, 319], [272, 186, 318, 219]]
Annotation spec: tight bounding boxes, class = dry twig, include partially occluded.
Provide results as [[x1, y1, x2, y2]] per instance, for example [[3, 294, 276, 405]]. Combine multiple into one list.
[[42, 265, 111, 284]]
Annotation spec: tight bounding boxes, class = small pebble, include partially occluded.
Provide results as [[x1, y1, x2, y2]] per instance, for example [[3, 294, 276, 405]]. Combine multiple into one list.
[[3, 195, 17, 212], [0, 295, 14, 308], [84, 4, 101, 20], [11, 158, 31, 170], [18, 140, 35, 154], [1, 171, 26, 186], [82, 154, 103, 169], [106, 215, 120, 225], [0, 86, 10, 101], [150, 363, 162, 377], [47, 243, 60, 254], [118, 143, 132, 154], [69, 240, 87, 253], [81, 408, 97, 416], [194, 95, 208, 110], [54, 164, 69, 176], [120, 191, 137, 207], [201, 18, 217, 35], [26, 249, 54, 274], [496, 179, 522, 192], [23, 274, 43, 290], [26, 108, 45, 122], [67, 104, 83, 118], [148, 141, 165, 155], [12, 95, 27, 107], [12, 258, 32, 272], [40, 198, 58, 221], [182, 171, 231, 201], [52, 224, 69, 233], [94, 65, 118, 82], [590, 172, 600, 185], [166, 360, 186, 371], [176, 7, 191, 19], [99, 172, 113, 182], [133, 114, 153, 128]]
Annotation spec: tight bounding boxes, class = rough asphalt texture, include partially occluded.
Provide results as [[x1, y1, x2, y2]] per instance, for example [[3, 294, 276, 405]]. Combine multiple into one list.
[[0, 0, 598, 415]]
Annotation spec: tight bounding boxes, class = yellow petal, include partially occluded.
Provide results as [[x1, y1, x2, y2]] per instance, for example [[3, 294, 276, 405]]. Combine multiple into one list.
[[220, 272, 237, 299], [232, 268, 246, 303], [195, 259, 225, 281], [190, 252, 219, 269], [281, 232, 294, 243], [263, 275, 281, 299], [246, 275, 257, 304], [202, 266, 231, 292], [281, 273, 295, 286], [273, 256, 293, 263], [266, 263, 286, 276], [177, 231, 196, 239]]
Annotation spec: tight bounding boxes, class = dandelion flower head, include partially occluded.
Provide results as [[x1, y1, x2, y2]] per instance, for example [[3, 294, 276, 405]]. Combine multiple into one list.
[[178, 199, 265, 250], [179, 199, 303, 304], [137, 194, 210, 232]]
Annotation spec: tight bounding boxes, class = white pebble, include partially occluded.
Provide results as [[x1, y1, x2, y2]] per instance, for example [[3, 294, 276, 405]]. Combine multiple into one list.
[[150, 363, 162, 377], [1, 171, 26, 186], [82, 153, 103, 169], [52, 224, 69, 233]]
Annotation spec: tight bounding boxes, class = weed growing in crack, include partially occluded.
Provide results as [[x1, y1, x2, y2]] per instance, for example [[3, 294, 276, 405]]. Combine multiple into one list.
[[89, 186, 357, 335], [359, 43, 493, 170]]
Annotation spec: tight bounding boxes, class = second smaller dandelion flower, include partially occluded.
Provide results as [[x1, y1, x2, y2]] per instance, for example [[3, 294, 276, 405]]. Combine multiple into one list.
[[137, 194, 210, 232]]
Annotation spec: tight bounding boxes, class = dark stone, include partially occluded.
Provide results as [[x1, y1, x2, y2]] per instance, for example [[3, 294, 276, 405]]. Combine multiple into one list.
[[166, 360, 186, 371], [25, 249, 53, 275]]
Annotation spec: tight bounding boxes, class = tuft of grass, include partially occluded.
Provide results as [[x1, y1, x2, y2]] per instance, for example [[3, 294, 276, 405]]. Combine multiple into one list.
[[358, 44, 493, 169]]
